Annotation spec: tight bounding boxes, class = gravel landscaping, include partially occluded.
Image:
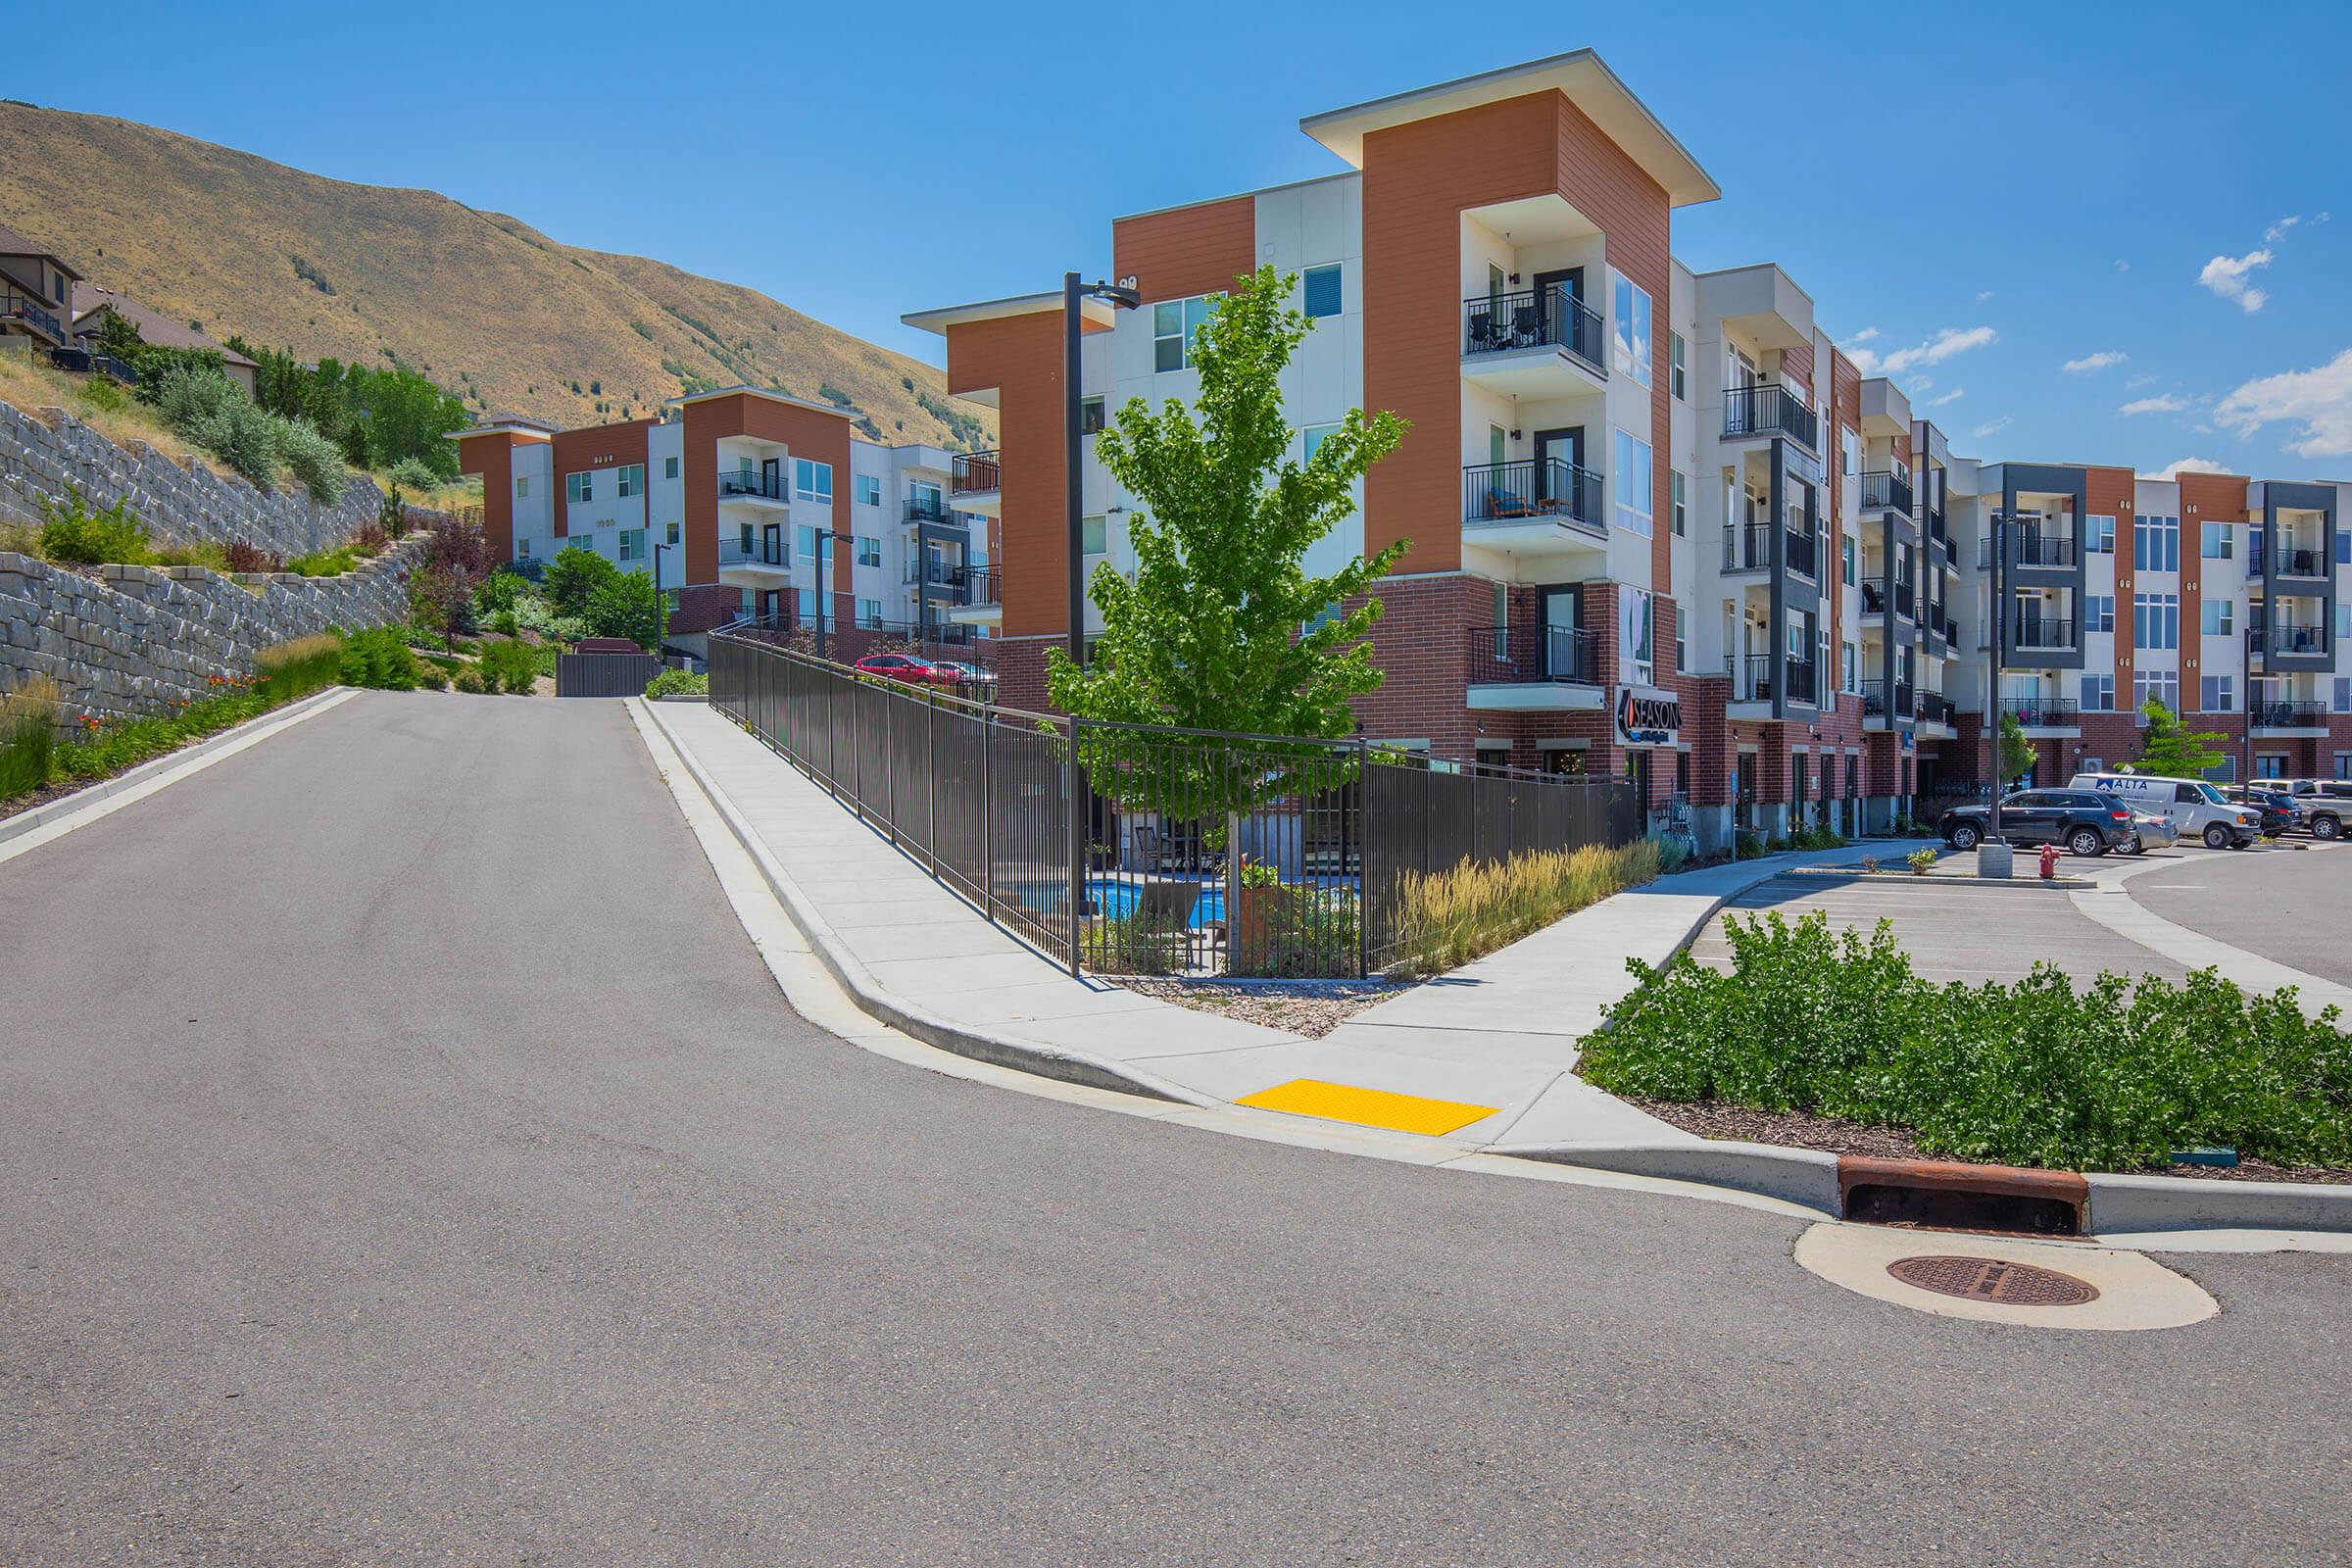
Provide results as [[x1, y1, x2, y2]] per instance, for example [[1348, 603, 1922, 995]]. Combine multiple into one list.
[[1119, 979, 1403, 1039]]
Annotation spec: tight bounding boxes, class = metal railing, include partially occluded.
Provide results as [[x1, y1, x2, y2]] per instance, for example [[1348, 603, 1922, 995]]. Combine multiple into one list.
[[1723, 521, 1772, 572], [905, 496, 956, 525], [1462, 459, 1604, 533], [1860, 471, 1913, 514], [1920, 691, 1954, 725], [951, 450, 1001, 494], [1983, 530, 2078, 569], [1786, 529, 1819, 580], [1730, 654, 1817, 705], [1464, 624, 1599, 686], [2, 292, 64, 342], [2271, 541, 2331, 578], [1723, 384, 1819, 449], [2253, 622, 2331, 657], [1861, 580, 1886, 613], [708, 626, 1641, 979], [960, 564, 1002, 608], [2012, 615, 2077, 651], [1861, 678, 1915, 719], [1461, 284, 1607, 375], [718, 533, 787, 567], [719, 469, 788, 502], [1894, 580, 1916, 619], [2000, 696, 2080, 726], [1924, 505, 1947, 547], [47, 344, 138, 384], [2251, 700, 2328, 728]]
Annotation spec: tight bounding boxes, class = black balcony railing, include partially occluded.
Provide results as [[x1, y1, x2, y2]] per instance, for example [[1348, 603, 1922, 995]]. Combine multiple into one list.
[[1860, 471, 1913, 514], [1861, 678, 1916, 720], [1723, 522, 1772, 572], [1861, 580, 1886, 613], [1894, 581, 1916, 619], [1723, 384, 1819, 449], [1924, 602, 1947, 642], [905, 496, 956, 525], [1461, 285, 1607, 375], [3, 292, 64, 342], [2271, 541, 2331, 578], [2000, 696, 2080, 726], [2011, 615, 2077, 651], [2253, 622, 2331, 657], [1786, 530, 1819, 580], [1466, 624, 1600, 687], [718, 531, 787, 567], [1924, 505, 1948, 547], [2014, 531, 2077, 569], [1921, 691, 1954, 726], [2251, 700, 2328, 728], [1729, 654, 1816, 705], [47, 344, 138, 384], [961, 564, 1002, 609], [719, 469, 788, 502], [951, 450, 1001, 495], [1462, 459, 1604, 534]]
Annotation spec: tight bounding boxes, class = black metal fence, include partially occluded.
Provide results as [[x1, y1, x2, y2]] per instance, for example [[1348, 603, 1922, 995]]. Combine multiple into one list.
[[557, 651, 662, 697], [708, 627, 1643, 979]]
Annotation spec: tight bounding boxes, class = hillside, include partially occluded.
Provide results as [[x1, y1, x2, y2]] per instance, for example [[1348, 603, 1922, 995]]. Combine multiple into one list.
[[0, 102, 990, 449]]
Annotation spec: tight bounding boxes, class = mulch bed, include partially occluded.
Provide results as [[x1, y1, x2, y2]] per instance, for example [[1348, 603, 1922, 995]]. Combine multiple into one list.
[[1620, 1094, 2351, 1185], [1119, 979, 1403, 1040], [0, 778, 86, 825]]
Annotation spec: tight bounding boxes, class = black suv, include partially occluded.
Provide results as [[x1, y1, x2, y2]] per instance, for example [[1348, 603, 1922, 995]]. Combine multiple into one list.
[[1938, 790, 2137, 857]]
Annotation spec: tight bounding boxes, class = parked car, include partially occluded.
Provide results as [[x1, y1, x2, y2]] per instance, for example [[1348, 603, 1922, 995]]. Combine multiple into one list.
[[2124, 808, 2179, 854], [1938, 789, 2137, 857], [2069, 771, 2262, 849], [2225, 785, 2299, 838], [927, 660, 998, 695], [853, 653, 956, 688], [2268, 778, 2349, 840]]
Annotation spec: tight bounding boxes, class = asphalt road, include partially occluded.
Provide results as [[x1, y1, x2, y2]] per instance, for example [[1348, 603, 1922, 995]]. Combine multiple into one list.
[[4, 692, 2347, 1566], [2130, 837, 2352, 985]]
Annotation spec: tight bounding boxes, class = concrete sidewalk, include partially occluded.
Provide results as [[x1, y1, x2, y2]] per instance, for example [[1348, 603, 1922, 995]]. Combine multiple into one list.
[[642, 698, 1878, 1150]]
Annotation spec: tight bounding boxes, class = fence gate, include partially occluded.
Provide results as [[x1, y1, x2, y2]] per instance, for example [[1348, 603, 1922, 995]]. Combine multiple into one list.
[[555, 652, 661, 698]]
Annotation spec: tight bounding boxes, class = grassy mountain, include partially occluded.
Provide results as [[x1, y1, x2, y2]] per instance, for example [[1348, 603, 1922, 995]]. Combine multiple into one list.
[[0, 102, 989, 449]]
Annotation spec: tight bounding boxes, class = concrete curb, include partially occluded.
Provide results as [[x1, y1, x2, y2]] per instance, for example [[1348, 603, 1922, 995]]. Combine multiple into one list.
[[1781, 866, 2096, 890], [633, 698, 1219, 1109], [0, 684, 352, 850], [1494, 1141, 1842, 1214], [2086, 1172, 2352, 1235]]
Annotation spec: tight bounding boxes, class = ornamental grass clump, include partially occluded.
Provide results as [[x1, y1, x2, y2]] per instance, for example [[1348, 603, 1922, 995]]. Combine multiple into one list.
[[1580, 909, 2352, 1172], [0, 675, 60, 797], [253, 633, 346, 705], [1388, 837, 1662, 978]]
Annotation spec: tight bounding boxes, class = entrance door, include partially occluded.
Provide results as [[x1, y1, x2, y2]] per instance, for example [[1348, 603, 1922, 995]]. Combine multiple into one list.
[[1534, 426, 1585, 515], [1539, 586, 1581, 681], [1626, 749, 1652, 812], [760, 456, 782, 498], [1531, 267, 1585, 346]]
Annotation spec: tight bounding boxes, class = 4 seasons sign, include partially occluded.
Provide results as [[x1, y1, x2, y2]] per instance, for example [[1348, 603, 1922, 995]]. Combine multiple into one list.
[[1615, 685, 1682, 747]]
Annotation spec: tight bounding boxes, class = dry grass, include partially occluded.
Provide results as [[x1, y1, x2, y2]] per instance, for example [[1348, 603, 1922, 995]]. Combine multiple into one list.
[[0, 351, 202, 468], [1389, 839, 1665, 978]]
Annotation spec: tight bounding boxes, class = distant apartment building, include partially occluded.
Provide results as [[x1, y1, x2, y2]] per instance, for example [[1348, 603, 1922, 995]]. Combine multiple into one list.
[[0, 225, 79, 352], [454, 387, 997, 657], [904, 50, 2349, 852]]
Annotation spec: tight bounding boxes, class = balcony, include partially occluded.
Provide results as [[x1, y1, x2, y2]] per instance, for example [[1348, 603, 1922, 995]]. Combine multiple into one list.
[[1861, 678, 1915, 726], [2251, 700, 2328, 732], [951, 450, 1002, 515], [1465, 624, 1603, 710], [1728, 654, 1817, 708], [2011, 615, 2078, 654], [1461, 459, 1605, 552], [718, 469, 788, 505], [1859, 471, 1913, 515], [2271, 541, 2332, 580], [1723, 521, 1771, 573], [2251, 622, 2330, 659], [1722, 384, 1819, 450], [1979, 530, 2078, 571], [1924, 603, 1949, 645], [1924, 505, 1948, 549], [717, 529, 791, 583], [1459, 286, 1607, 397], [905, 496, 957, 527], [1861, 580, 1886, 614], [1894, 581, 1915, 621], [2, 291, 65, 345], [947, 564, 1002, 626], [47, 345, 137, 385], [2000, 696, 2080, 731], [1920, 691, 1955, 728], [1786, 529, 1819, 581]]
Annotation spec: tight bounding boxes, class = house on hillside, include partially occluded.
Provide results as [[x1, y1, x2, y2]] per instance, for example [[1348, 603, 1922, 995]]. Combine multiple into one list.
[[0, 225, 79, 352], [70, 284, 260, 394]]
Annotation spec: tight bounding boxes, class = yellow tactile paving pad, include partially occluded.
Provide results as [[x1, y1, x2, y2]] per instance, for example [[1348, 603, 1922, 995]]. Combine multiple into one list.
[[1235, 1078, 1499, 1137]]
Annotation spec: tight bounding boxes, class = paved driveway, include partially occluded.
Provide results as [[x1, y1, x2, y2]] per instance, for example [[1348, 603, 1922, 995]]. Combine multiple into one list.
[[3, 692, 2347, 1564], [2125, 838, 2352, 985]]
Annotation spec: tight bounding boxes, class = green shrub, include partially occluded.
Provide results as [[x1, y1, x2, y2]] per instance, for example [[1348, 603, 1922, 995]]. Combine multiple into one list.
[[1388, 839, 1662, 979], [476, 638, 540, 695], [1652, 834, 1690, 875], [1906, 847, 1938, 875], [38, 487, 153, 565], [489, 610, 520, 637], [475, 568, 525, 615], [453, 666, 486, 695], [643, 667, 708, 699], [282, 545, 360, 577], [584, 567, 664, 650], [415, 663, 449, 691], [1580, 909, 2352, 1172], [156, 365, 278, 488], [253, 633, 345, 705], [339, 626, 421, 690], [539, 544, 619, 618], [0, 675, 59, 797], [403, 625, 451, 652], [1085, 911, 1190, 975], [387, 456, 440, 493], [274, 415, 347, 502]]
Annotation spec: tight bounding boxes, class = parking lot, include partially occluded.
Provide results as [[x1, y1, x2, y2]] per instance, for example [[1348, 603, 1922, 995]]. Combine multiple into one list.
[[2127, 838, 2352, 987]]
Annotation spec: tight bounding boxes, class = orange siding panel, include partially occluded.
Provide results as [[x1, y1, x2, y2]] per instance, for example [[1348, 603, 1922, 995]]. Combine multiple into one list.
[[1112, 196, 1258, 305]]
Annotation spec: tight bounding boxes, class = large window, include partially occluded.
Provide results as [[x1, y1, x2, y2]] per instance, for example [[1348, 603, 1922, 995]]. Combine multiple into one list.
[[1668, 332, 1688, 400], [1610, 271, 1652, 385], [2200, 674, 2235, 712], [1612, 428, 1653, 537], [2201, 598, 2233, 637], [2201, 521, 2232, 560], [614, 464, 645, 499], [857, 598, 882, 629], [1302, 264, 1342, 319], [794, 459, 833, 503], [855, 473, 881, 507], [2086, 594, 2115, 633], [2081, 674, 2116, 711], [856, 535, 881, 566], [1301, 422, 1341, 462], [797, 524, 818, 561], [1841, 641, 1857, 694], [1622, 591, 1654, 683], [2133, 669, 2180, 713], [1081, 396, 1105, 434], [2133, 513, 2180, 572], [1081, 514, 1106, 556], [1670, 469, 1688, 537], [1839, 426, 1858, 479], [618, 528, 644, 563], [564, 471, 593, 504], [2085, 514, 2115, 554], [1152, 295, 1217, 371], [2133, 591, 2180, 650]]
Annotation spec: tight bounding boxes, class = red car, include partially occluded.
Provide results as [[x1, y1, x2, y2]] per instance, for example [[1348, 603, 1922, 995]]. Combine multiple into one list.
[[854, 654, 958, 688]]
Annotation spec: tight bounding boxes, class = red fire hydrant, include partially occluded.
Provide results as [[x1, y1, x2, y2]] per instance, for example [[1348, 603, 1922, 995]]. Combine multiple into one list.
[[2039, 843, 2061, 880]]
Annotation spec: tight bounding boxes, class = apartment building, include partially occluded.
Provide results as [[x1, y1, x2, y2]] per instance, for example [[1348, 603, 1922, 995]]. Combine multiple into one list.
[[902, 49, 2348, 852], [455, 386, 999, 657], [0, 225, 79, 351]]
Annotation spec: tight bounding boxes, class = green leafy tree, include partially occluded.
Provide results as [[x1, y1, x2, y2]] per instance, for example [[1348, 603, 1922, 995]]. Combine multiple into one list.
[[2135, 699, 2230, 779], [539, 544, 621, 618], [585, 568, 667, 652], [1997, 711, 2036, 785], [1045, 263, 1407, 767]]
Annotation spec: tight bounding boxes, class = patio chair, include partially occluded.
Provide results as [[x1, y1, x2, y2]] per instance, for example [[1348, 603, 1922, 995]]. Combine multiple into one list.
[[1488, 489, 1534, 519], [1508, 303, 1542, 349]]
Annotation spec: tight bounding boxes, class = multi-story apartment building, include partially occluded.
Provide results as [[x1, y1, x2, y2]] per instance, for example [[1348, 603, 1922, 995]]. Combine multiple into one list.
[[455, 386, 998, 658], [901, 50, 2350, 851]]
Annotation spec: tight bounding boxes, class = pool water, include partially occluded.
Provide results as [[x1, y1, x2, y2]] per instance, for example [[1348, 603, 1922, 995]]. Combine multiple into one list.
[[1088, 879, 1225, 927]]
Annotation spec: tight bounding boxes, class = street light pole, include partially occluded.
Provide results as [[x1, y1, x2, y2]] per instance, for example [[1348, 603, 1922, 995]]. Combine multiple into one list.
[[1986, 509, 2005, 847], [813, 528, 846, 662]]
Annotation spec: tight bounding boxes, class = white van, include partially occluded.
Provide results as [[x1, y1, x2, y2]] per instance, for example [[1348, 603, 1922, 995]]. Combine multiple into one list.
[[2069, 772, 2262, 849]]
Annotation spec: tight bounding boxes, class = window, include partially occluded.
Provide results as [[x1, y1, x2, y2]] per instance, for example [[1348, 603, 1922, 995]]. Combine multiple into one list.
[[663, 455, 679, 480], [1839, 426, 1859, 479], [2086, 594, 2115, 633], [2085, 514, 2115, 555], [857, 598, 882, 629], [2338, 532, 2351, 565], [856, 535, 881, 566], [1152, 295, 1217, 371], [2207, 755, 2238, 784], [2201, 598, 2233, 637], [794, 459, 832, 503], [2336, 679, 2352, 714], [618, 528, 644, 563], [2133, 592, 2180, 650], [1610, 270, 1652, 385], [1080, 396, 1105, 435], [796, 588, 817, 621], [1668, 332, 1688, 400], [2132, 513, 2180, 572], [855, 474, 881, 507], [1841, 641, 1857, 694], [1301, 422, 1342, 463], [1670, 469, 1688, 537], [2081, 674, 2115, 711], [1623, 591, 1654, 681], [1841, 534, 1857, 586], [516, 537, 533, 560], [1612, 428, 1653, 537], [565, 471, 593, 504], [515, 475, 529, 499], [665, 521, 680, 546], [1081, 514, 1106, 555], [2201, 674, 2234, 712], [2133, 669, 2180, 713], [2337, 602, 2352, 641], [1674, 601, 1689, 674], [1302, 264, 1342, 319], [797, 525, 817, 561], [2201, 521, 2232, 560]]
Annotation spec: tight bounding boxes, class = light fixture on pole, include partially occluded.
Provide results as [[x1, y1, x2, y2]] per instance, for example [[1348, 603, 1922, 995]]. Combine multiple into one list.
[[1063, 271, 1141, 670], [812, 528, 847, 662]]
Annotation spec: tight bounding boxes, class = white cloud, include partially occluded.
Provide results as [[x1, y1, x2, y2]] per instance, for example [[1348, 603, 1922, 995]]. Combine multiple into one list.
[[2214, 348, 2352, 458], [1976, 290, 1995, 302], [1928, 388, 1965, 407], [2267, 216, 2303, 243], [1848, 324, 1998, 377], [2126, 373, 2157, 390], [2120, 394, 2189, 416], [2114, 259, 2131, 272], [1972, 416, 2013, 440], [2063, 351, 2129, 373], [1848, 326, 1880, 344], [2198, 248, 2273, 312], [2141, 458, 2229, 481]]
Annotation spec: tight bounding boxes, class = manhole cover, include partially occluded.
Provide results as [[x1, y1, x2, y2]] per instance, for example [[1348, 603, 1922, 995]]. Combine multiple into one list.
[[1886, 1254, 2100, 1306]]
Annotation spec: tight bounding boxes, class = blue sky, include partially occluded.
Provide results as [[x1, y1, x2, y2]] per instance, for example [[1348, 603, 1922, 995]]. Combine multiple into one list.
[[12, 0, 2348, 477]]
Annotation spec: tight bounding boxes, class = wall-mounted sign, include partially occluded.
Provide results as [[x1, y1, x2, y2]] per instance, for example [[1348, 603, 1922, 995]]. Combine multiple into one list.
[[1614, 685, 1682, 747]]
